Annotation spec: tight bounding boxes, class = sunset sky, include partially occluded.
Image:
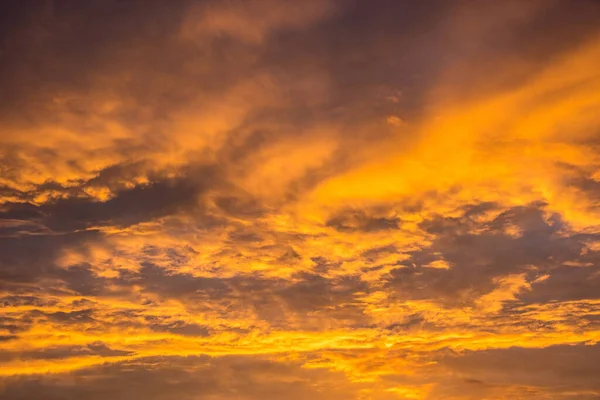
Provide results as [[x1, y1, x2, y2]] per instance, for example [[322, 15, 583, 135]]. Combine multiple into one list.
[[1, 1, 600, 399]]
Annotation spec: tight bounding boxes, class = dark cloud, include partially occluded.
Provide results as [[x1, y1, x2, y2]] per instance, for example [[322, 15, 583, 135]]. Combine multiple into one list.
[[520, 264, 600, 303], [0, 0, 188, 123], [0, 341, 132, 363], [0, 295, 56, 308], [145, 317, 211, 337], [279, 273, 368, 316], [387, 203, 596, 306], [14, 166, 219, 231], [214, 194, 266, 220], [0, 229, 101, 283], [132, 263, 230, 300], [0, 315, 32, 335], [44, 309, 96, 324], [120, 264, 370, 328], [436, 344, 600, 399], [0, 202, 44, 222], [327, 209, 401, 233], [0, 355, 359, 400]]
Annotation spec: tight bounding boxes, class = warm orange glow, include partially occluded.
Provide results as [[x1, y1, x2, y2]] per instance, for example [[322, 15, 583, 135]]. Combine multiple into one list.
[[1, 1, 600, 399]]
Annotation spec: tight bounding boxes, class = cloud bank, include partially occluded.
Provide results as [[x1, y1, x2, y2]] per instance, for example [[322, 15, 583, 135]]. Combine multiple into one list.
[[1, 1, 600, 399]]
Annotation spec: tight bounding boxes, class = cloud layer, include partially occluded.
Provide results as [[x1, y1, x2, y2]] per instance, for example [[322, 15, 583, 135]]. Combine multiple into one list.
[[1, 1, 600, 399]]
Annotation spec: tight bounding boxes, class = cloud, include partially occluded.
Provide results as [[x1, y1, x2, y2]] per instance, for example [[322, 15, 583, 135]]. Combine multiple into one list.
[[182, 0, 336, 45], [0, 356, 360, 400], [436, 344, 600, 399], [2, 1, 600, 399]]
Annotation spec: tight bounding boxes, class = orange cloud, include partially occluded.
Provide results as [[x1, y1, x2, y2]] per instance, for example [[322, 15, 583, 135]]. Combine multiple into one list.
[[1, 1, 600, 399]]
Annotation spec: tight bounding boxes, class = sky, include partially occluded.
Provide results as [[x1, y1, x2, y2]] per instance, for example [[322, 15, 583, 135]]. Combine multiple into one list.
[[1, 0, 600, 399]]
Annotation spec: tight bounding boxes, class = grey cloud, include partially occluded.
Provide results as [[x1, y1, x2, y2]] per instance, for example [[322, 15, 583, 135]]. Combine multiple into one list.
[[0, 229, 102, 284], [0, 341, 132, 363], [0, 355, 359, 400], [326, 209, 401, 233], [41, 166, 218, 231], [387, 203, 597, 306], [0, 295, 57, 308], [433, 344, 600, 399], [44, 309, 96, 324], [144, 316, 211, 337], [520, 264, 600, 303], [0, 315, 32, 335], [279, 272, 368, 315], [128, 265, 370, 328]]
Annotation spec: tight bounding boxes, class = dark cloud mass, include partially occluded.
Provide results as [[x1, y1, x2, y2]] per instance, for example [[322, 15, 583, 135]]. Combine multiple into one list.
[[1, 0, 600, 399]]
